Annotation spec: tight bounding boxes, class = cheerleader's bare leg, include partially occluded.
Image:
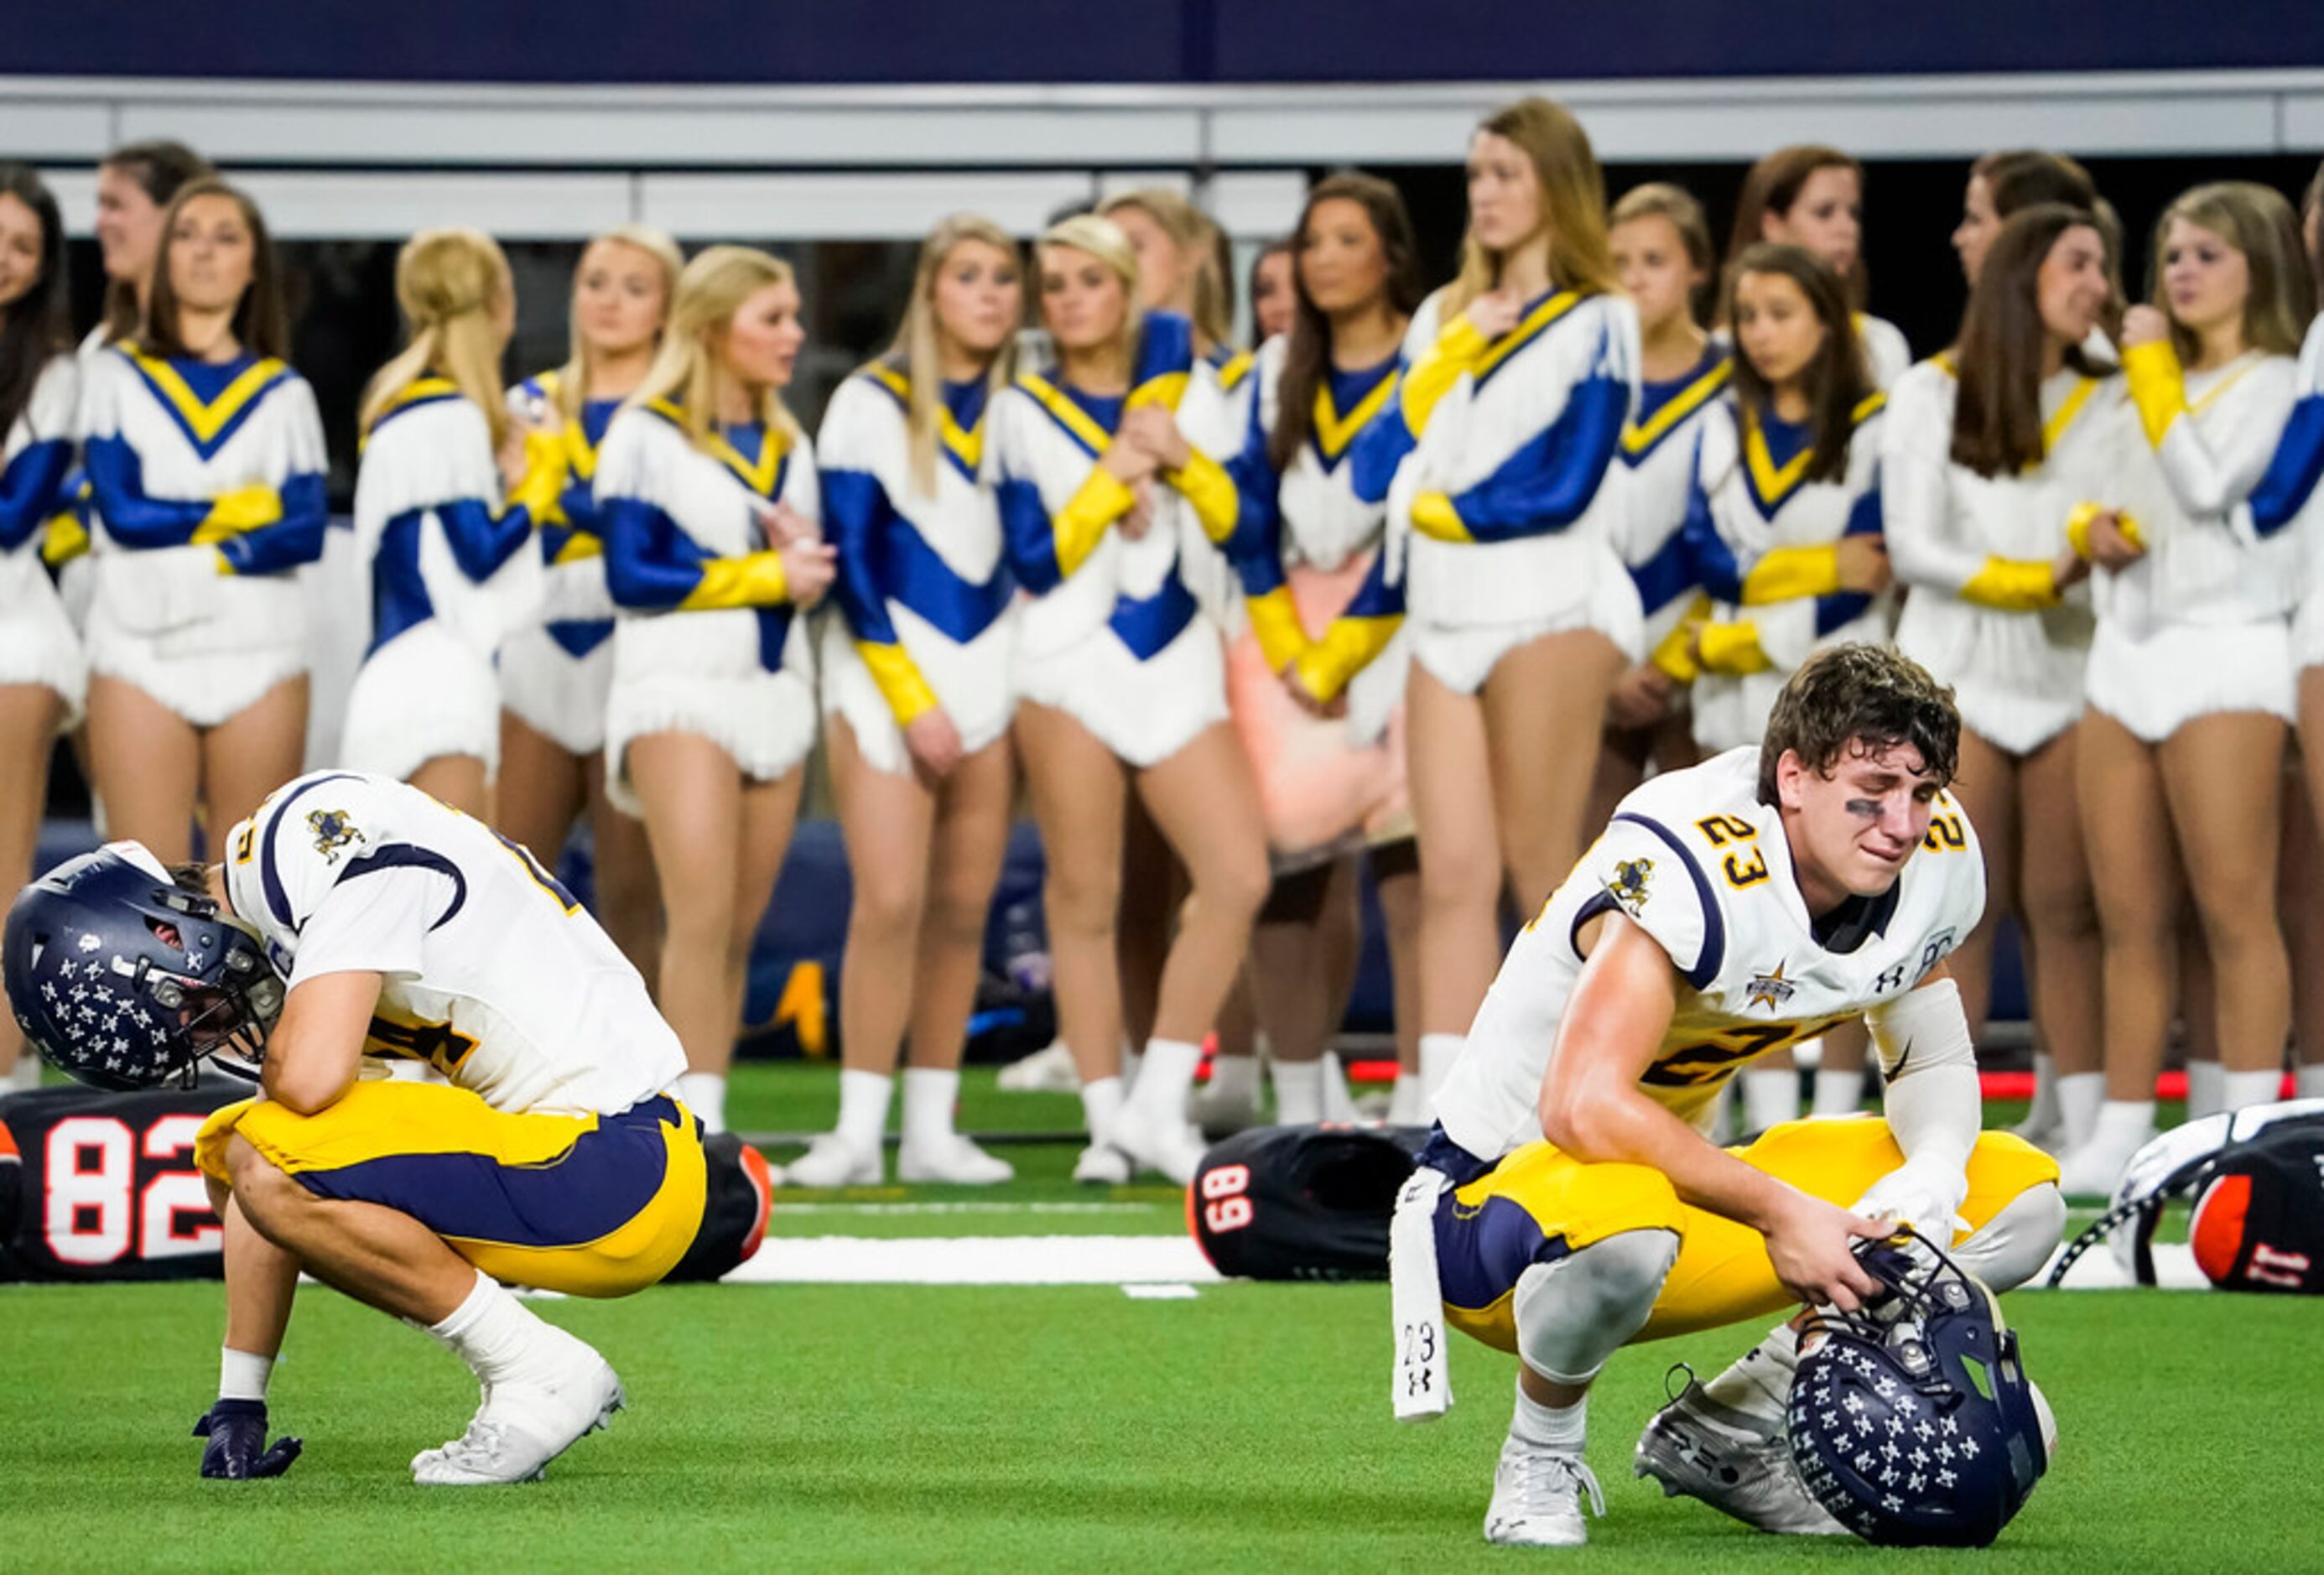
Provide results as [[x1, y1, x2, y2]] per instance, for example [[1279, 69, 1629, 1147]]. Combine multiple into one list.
[[2015, 720, 2104, 1147], [583, 756, 662, 986], [86, 675, 202, 864], [200, 675, 309, 840], [497, 710, 587, 870], [0, 683, 60, 1076], [1479, 629, 1624, 917], [407, 754, 487, 820]]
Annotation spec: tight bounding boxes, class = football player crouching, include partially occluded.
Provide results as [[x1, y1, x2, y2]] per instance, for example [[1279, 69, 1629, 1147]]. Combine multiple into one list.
[[1387, 644, 2065, 1546], [3, 771, 707, 1484]]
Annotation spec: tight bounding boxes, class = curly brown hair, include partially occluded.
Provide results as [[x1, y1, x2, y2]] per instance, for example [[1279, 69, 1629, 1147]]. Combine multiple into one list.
[[1757, 644, 1960, 806]]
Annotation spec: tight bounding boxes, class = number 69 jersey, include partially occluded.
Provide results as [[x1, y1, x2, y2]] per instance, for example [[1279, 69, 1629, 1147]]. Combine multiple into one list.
[[1433, 746, 1984, 1162], [221, 772, 684, 1119]]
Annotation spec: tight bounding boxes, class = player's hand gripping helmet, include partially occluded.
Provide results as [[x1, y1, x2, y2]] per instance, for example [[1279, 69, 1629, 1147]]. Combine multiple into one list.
[[3, 844, 283, 1092], [1786, 1229, 2051, 1547]]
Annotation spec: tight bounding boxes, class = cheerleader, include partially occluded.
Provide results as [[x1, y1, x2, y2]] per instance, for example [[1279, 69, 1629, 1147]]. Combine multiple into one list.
[[991, 214, 1271, 1184], [1951, 151, 2098, 287], [2065, 182, 2316, 1193], [1885, 205, 2117, 1158], [1728, 145, 1911, 388], [1100, 189, 1235, 365], [342, 228, 551, 816], [0, 167, 81, 1084], [501, 226, 683, 981], [597, 247, 837, 1136], [1360, 96, 1640, 1104], [2270, 163, 2324, 1101], [1596, 182, 1725, 824], [1249, 238, 1297, 344], [1219, 173, 1426, 1126], [788, 215, 1023, 1187], [81, 178, 325, 864]]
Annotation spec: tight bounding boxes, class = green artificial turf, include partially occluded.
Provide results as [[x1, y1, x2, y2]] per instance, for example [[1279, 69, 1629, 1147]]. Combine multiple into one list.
[[3, 1278, 2318, 1571]]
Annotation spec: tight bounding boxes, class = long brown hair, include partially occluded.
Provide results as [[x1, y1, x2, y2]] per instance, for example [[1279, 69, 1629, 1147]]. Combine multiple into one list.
[[1268, 172, 1423, 475], [139, 178, 290, 363], [97, 139, 212, 345], [1975, 149, 2098, 219], [1444, 96, 1618, 318], [1727, 145, 1866, 311], [2150, 181, 2315, 363], [0, 164, 69, 441], [1725, 243, 1869, 486], [1951, 205, 2110, 478]]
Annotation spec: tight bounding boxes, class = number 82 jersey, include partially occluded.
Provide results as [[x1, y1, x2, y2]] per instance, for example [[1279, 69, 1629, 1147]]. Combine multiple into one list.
[[1432, 746, 1984, 1162]]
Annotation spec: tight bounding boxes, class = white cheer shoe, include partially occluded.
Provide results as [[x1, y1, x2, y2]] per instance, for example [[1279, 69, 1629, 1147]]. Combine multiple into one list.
[[779, 1133, 884, 1188], [1484, 1436, 1606, 1547], [897, 1133, 1015, 1185], [1109, 1104, 1207, 1186]]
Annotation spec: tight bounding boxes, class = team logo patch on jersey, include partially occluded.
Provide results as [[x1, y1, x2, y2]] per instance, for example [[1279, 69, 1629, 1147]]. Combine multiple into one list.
[[1610, 858, 1654, 911], [306, 809, 365, 864], [1746, 960, 1797, 1012]]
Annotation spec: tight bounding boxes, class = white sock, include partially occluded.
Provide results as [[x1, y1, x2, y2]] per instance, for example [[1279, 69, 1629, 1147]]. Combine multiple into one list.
[[833, 1068, 895, 1148], [2299, 1063, 2324, 1099], [5, 1057, 39, 1092], [1810, 1067, 1865, 1118], [2185, 1059, 2224, 1120], [1699, 1321, 1799, 1437], [1080, 1075, 1125, 1142], [2021, 1051, 2059, 1127], [1272, 1059, 1324, 1125], [1418, 1033, 1463, 1099], [220, 1347, 274, 1403], [421, 1271, 554, 1387], [2088, 1099, 2155, 1155], [1204, 1053, 1261, 1113], [676, 1071, 727, 1135], [1120, 1041, 1142, 1087], [1510, 1377, 1587, 1453], [1387, 1072, 1427, 1126], [1319, 1050, 1360, 1122], [1741, 1067, 1798, 1133], [2056, 1072, 2105, 1151], [1127, 1037, 1202, 1118], [2221, 1067, 2283, 1113], [898, 1067, 956, 1147]]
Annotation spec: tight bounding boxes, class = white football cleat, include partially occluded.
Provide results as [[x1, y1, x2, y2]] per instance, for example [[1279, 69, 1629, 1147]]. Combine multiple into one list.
[[779, 1133, 883, 1188], [412, 1335, 624, 1486], [1071, 1141, 1131, 1185], [898, 1133, 1014, 1185], [1187, 1078, 1261, 1139], [1483, 1436, 1606, 1547], [996, 1040, 1079, 1093], [1110, 1104, 1207, 1186], [1634, 1378, 1846, 1535]]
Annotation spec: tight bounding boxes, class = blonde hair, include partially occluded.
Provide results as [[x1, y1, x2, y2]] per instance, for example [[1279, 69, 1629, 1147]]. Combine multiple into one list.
[[628, 245, 801, 450], [891, 213, 1021, 496], [1611, 181, 1717, 325], [551, 224, 684, 421], [1036, 214, 1143, 385], [1100, 189, 1231, 352], [1446, 97, 1619, 318], [360, 227, 513, 444], [2151, 181, 2316, 363]]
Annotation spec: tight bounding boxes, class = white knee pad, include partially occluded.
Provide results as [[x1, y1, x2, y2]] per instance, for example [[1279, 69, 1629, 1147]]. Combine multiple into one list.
[[1511, 1228, 1681, 1386], [1951, 1183, 2066, 1293]]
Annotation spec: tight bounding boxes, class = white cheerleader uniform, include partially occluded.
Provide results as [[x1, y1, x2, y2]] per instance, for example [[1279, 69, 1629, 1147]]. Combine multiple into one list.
[[0, 356, 86, 722], [2085, 341, 2303, 742], [1240, 334, 1410, 749], [817, 362, 1016, 777], [501, 372, 624, 756], [341, 381, 547, 781], [1683, 392, 1892, 754], [990, 310, 1243, 769], [1618, 345, 1733, 662], [1884, 356, 2121, 756], [597, 399, 821, 812], [1857, 313, 1913, 392], [1370, 286, 1643, 694], [81, 342, 327, 726], [2256, 319, 2324, 670]]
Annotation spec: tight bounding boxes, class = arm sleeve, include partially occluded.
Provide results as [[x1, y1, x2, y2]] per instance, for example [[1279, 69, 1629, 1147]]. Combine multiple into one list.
[[2124, 340, 2296, 518], [2245, 330, 2324, 541], [820, 463, 938, 725], [0, 437, 73, 553], [83, 433, 216, 548], [1291, 548, 1404, 704], [1864, 976, 1982, 1176], [993, 415, 1129, 596], [1410, 320, 1628, 545]]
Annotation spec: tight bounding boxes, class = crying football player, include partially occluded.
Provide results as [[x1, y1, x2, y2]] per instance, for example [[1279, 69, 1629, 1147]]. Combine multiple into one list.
[[1389, 643, 2065, 1546], [3, 771, 705, 1485]]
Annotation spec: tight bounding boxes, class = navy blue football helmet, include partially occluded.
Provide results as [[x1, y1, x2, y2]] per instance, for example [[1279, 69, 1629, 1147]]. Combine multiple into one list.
[[3, 844, 283, 1092], [1786, 1230, 2051, 1548]]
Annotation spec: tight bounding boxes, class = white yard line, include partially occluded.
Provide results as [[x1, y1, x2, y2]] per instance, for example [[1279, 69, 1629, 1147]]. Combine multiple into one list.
[[725, 1234, 1223, 1286], [771, 1201, 1165, 1216]]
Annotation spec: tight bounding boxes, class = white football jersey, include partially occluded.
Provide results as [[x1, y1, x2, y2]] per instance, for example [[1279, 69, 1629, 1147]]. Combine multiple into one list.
[[1434, 746, 1985, 1161], [222, 771, 684, 1117]]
